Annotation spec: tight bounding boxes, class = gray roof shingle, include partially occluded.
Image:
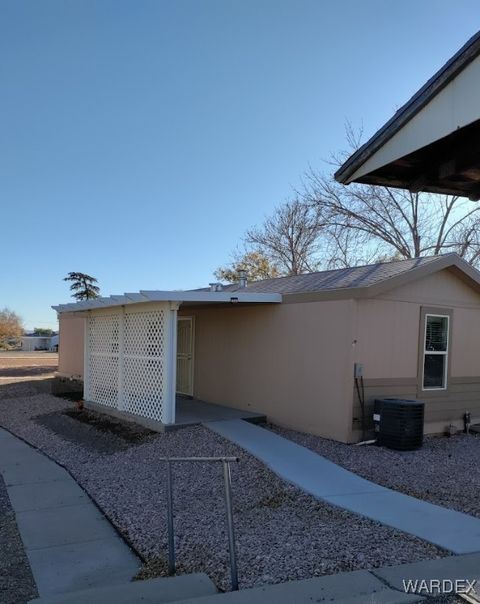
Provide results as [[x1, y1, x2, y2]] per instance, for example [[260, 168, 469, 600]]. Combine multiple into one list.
[[200, 255, 447, 296]]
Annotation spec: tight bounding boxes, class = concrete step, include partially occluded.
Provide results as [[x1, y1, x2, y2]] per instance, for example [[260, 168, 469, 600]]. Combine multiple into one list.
[[28, 573, 218, 604], [171, 570, 423, 604]]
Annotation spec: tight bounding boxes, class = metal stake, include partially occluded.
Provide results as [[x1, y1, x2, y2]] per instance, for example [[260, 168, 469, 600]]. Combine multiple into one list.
[[222, 460, 239, 591], [160, 456, 239, 588], [166, 460, 175, 575]]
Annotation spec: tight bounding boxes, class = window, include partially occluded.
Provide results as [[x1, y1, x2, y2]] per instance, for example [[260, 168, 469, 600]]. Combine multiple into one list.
[[423, 314, 449, 390]]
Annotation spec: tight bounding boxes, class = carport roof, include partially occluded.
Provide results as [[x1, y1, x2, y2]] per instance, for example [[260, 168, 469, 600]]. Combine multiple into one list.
[[52, 290, 282, 313]]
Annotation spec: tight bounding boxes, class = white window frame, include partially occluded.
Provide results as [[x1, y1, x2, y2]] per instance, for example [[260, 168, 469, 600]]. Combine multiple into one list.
[[422, 313, 449, 391]]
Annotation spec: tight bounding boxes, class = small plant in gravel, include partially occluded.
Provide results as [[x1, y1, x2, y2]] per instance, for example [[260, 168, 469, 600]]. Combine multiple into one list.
[[134, 558, 189, 582], [257, 490, 292, 509]]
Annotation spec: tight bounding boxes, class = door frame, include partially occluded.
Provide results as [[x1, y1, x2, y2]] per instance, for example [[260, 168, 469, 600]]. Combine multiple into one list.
[[176, 316, 195, 397]]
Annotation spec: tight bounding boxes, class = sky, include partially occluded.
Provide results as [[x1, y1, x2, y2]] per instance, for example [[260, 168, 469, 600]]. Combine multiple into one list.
[[1, 0, 480, 330]]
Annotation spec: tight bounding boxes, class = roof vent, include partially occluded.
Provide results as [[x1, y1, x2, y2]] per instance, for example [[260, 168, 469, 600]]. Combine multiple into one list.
[[238, 269, 247, 289], [209, 282, 223, 292]]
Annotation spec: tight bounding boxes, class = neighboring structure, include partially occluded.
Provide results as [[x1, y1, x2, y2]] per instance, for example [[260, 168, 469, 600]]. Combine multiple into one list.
[[50, 334, 59, 352], [335, 31, 480, 198], [54, 253, 480, 442], [21, 335, 56, 352]]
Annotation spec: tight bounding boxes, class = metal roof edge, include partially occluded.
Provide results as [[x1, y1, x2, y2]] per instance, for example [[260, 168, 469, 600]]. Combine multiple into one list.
[[52, 290, 282, 313]]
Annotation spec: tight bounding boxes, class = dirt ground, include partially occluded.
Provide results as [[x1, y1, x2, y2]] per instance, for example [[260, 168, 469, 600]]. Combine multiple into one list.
[[0, 352, 58, 378]]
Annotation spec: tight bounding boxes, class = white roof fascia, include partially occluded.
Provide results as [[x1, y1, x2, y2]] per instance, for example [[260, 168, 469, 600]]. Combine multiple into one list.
[[124, 292, 150, 302], [53, 290, 282, 313], [109, 295, 132, 304], [140, 290, 282, 303]]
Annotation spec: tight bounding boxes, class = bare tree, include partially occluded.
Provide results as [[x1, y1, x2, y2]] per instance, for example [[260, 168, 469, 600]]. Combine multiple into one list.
[[217, 122, 480, 278], [302, 170, 480, 266], [245, 198, 324, 275], [322, 226, 387, 269]]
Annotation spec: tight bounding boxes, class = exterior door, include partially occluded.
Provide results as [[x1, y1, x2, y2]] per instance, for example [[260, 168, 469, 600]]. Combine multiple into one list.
[[176, 317, 194, 396]]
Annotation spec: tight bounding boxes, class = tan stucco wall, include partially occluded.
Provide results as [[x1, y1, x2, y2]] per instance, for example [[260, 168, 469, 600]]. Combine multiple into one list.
[[367, 268, 480, 377], [354, 267, 480, 436], [58, 313, 85, 379], [180, 300, 356, 442], [57, 266, 480, 442]]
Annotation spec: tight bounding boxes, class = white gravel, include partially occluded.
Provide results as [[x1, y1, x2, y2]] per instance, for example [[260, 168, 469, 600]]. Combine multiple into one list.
[[269, 425, 480, 519], [0, 391, 448, 591]]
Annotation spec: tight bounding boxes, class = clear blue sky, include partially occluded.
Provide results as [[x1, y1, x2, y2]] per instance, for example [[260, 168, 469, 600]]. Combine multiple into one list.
[[1, 0, 479, 330]]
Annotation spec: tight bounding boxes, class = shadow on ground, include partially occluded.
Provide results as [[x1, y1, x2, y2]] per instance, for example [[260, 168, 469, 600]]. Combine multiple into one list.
[[0, 378, 55, 400], [0, 366, 56, 377], [36, 408, 158, 454]]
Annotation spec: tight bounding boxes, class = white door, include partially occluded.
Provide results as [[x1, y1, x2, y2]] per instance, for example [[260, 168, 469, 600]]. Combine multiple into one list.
[[176, 317, 194, 396]]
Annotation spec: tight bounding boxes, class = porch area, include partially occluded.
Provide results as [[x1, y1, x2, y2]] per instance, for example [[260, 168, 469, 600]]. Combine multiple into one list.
[[172, 395, 266, 430], [83, 395, 266, 433], [52, 289, 281, 430]]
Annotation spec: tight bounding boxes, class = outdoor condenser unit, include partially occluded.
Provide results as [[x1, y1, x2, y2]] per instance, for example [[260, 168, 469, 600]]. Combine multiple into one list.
[[374, 398, 424, 451]]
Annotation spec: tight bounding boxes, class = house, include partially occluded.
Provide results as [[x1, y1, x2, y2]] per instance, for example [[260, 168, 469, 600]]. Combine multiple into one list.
[[21, 335, 55, 352], [53, 253, 480, 443], [50, 334, 59, 352], [335, 31, 480, 198]]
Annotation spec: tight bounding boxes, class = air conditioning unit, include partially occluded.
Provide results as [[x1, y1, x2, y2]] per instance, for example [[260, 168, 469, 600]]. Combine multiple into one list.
[[374, 398, 424, 451]]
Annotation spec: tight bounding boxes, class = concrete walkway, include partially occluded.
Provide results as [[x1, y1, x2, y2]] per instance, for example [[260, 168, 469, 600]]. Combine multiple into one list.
[[206, 420, 480, 555], [173, 552, 480, 603], [0, 428, 139, 598], [31, 552, 480, 603]]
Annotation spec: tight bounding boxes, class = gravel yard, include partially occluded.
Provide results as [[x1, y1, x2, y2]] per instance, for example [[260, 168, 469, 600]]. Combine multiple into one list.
[[0, 475, 37, 604], [0, 386, 450, 592], [269, 425, 480, 519]]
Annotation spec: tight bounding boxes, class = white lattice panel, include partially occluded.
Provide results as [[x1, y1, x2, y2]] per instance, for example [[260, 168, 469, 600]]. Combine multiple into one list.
[[87, 313, 120, 408], [123, 309, 167, 421]]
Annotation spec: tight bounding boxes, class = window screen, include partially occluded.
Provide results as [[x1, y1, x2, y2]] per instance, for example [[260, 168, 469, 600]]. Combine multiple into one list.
[[423, 315, 449, 389]]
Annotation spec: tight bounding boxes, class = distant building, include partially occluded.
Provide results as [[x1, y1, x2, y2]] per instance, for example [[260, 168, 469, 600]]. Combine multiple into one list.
[[21, 334, 58, 352]]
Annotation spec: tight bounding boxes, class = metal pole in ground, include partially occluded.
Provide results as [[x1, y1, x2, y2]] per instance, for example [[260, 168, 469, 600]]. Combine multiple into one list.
[[222, 460, 238, 591], [166, 460, 175, 575]]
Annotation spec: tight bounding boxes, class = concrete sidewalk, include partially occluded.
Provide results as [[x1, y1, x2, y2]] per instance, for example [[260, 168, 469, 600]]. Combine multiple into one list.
[[206, 420, 480, 555], [174, 553, 480, 603], [0, 428, 140, 597], [28, 553, 480, 603]]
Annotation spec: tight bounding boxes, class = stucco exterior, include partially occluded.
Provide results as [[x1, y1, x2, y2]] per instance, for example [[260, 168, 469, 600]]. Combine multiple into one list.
[[58, 313, 85, 379], [55, 264, 480, 443], [179, 300, 356, 442], [353, 268, 480, 439]]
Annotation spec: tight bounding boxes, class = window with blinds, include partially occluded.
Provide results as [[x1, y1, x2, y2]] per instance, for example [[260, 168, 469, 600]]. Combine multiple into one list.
[[423, 314, 449, 390]]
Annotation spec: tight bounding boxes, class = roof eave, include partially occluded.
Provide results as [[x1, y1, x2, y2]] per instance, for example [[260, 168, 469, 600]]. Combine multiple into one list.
[[282, 254, 480, 303], [52, 290, 282, 313], [335, 30, 480, 185]]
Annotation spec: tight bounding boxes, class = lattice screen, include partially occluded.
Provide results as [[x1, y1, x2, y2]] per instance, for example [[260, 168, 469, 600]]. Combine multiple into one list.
[[86, 307, 169, 422], [123, 309, 166, 421], [87, 313, 120, 408]]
